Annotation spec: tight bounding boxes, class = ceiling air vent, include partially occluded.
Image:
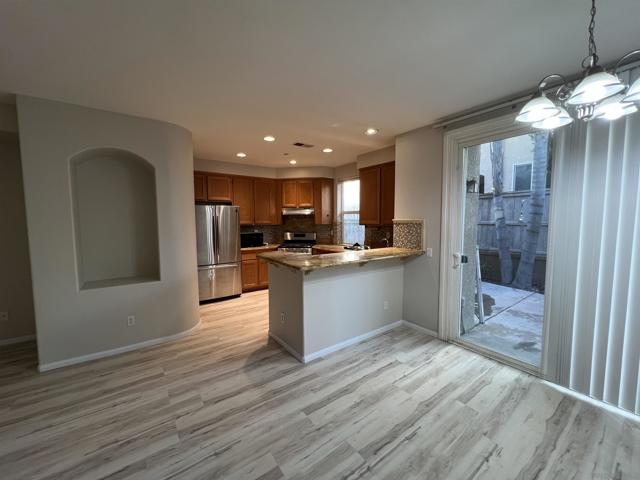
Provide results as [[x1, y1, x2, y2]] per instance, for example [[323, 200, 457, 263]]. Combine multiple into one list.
[[293, 142, 314, 148]]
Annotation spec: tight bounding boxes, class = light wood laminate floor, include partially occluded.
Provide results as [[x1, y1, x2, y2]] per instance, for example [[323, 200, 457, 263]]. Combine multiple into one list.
[[0, 290, 638, 479]]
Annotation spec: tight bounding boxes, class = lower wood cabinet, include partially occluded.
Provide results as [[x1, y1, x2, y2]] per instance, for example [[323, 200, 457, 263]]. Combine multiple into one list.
[[241, 248, 276, 292]]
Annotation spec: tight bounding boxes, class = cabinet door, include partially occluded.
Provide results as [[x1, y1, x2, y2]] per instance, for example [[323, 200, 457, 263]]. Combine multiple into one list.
[[233, 178, 254, 225], [258, 258, 269, 287], [241, 259, 259, 291], [254, 179, 277, 225], [207, 175, 233, 202], [314, 179, 333, 225], [380, 162, 395, 225], [359, 167, 381, 225], [297, 180, 314, 208], [194, 173, 207, 201], [282, 180, 298, 207]]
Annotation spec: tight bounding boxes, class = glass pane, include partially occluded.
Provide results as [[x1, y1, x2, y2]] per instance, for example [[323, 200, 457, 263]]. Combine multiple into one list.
[[514, 164, 532, 191], [460, 132, 551, 368], [342, 180, 360, 212], [343, 213, 364, 245]]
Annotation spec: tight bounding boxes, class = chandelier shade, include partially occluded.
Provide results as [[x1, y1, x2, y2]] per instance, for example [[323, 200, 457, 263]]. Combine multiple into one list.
[[515, 95, 560, 123], [566, 71, 626, 106], [532, 107, 574, 129], [593, 94, 638, 120], [623, 77, 640, 103]]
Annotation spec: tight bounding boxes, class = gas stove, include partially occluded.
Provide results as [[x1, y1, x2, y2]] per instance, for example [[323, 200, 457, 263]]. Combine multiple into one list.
[[278, 232, 317, 254]]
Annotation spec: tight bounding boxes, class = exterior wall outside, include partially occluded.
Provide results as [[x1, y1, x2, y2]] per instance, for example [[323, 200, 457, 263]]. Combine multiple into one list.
[[17, 96, 199, 368], [394, 125, 443, 332], [479, 134, 537, 194], [0, 134, 35, 341]]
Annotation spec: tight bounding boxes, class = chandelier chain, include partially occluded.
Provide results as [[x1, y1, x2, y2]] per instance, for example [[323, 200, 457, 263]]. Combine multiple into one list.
[[588, 0, 598, 65]]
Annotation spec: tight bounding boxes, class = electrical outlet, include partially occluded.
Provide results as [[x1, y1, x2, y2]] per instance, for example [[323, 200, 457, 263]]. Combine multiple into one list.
[[280, 312, 285, 325], [383, 301, 389, 311], [127, 315, 136, 326], [0, 311, 8, 322], [426, 248, 433, 258]]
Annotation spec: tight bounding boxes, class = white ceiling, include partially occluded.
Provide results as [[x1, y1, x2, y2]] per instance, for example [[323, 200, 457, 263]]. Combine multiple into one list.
[[1, 0, 639, 167]]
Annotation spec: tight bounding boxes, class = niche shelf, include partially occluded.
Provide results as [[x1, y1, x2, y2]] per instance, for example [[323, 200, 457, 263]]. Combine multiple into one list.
[[70, 148, 160, 290]]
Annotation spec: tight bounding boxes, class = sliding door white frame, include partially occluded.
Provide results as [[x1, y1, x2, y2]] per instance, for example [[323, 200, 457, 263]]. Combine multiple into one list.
[[438, 113, 548, 376]]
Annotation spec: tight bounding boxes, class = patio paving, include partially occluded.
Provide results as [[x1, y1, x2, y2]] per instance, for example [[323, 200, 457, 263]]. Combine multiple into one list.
[[462, 281, 544, 367]]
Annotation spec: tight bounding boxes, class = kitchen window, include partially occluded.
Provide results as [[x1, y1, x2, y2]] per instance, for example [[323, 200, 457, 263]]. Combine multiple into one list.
[[337, 179, 365, 245]]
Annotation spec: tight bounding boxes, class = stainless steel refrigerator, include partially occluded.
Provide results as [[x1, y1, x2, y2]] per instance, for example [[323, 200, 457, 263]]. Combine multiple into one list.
[[195, 204, 242, 302]]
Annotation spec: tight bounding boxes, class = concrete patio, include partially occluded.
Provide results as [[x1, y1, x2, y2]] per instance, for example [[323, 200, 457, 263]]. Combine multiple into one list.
[[462, 281, 544, 366]]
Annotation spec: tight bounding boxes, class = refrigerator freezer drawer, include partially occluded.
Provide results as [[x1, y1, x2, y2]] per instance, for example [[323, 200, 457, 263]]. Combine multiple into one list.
[[198, 264, 242, 302]]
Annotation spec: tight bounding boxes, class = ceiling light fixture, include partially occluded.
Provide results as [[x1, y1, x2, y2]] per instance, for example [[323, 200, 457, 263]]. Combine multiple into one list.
[[322, 148, 333, 153], [517, 0, 639, 130], [236, 152, 247, 158], [289, 159, 297, 165], [263, 135, 275, 142], [364, 128, 379, 136]]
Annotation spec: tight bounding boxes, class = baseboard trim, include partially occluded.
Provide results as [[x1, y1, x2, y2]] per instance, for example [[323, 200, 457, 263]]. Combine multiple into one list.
[[303, 320, 403, 363], [268, 331, 305, 363], [0, 335, 36, 347], [401, 320, 439, 338], [38, 319, 202, 373]]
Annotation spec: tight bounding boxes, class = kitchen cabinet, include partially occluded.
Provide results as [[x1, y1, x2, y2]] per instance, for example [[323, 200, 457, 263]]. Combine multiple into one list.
[[359, 162, 394, 226], [194, 173, 207, 201], [207, 174, 233, 202], [314, 179, 334, 225], [241, 248, 277, 291], [281, 179, 314, 208], [380, 162, 395, 225], [232, 177, 254, 225], [254, 179, 278, 225], [258, 257, 269, 287], [241, 257, 259, 290], [297, 180, 314, 207]]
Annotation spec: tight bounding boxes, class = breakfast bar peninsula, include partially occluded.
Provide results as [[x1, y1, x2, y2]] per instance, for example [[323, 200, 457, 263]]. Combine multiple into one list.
[[258, 247, 423, 362]]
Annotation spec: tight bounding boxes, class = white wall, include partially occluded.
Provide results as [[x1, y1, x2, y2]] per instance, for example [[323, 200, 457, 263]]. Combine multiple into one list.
[[357, 145, 394, 169], [395, 125, 443, 332], [334, 162, 358, 180], [0, 103, 18, 133], [276, 166, 334, 179], [0, 134, 35, 342], [17, 96, 200, 368]]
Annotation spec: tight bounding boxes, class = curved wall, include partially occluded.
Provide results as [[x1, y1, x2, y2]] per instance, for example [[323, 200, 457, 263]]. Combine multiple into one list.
[[16, 96, 199, 369]]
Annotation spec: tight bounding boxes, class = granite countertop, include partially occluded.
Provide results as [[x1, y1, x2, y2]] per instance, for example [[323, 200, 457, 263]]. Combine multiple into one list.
[[312, 244, 346, 252], [241, 243, 280, 252], [258, 247, 423, 272]]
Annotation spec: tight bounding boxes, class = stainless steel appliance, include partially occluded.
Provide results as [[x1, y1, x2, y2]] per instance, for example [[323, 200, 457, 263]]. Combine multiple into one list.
[[195, 204, 242, 301], [277, 232, 317, 254], [281, 208, 315, 216]]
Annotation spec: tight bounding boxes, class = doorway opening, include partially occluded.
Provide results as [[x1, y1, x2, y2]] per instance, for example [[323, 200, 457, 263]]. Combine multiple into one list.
[[458, 131, 551, 368]]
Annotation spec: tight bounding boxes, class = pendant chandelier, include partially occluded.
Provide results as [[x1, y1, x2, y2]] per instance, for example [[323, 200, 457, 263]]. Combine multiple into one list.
[[517, 0, 640, 130]]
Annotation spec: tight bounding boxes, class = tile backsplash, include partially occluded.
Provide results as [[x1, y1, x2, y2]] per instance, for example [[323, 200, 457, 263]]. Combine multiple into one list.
[[241, 215, 334, 245], [392, 219, 424, 250]]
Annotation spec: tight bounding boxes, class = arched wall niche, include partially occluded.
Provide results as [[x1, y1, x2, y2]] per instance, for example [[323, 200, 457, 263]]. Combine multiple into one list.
[[70, 147, 161, 290]]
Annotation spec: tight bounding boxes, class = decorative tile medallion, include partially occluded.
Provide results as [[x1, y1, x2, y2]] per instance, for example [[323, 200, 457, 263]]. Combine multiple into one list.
[[393, 219, 424, 250]]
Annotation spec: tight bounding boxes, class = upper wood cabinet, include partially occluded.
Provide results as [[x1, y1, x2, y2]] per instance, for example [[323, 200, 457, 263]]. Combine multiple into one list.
[[297, 180, 314, 207], [207, 175, 233, 202], [359, 167, 381, 225], [194, 173, 207, 201], [359, 162, 394, 226], [254, 179, 278, 225], [281, 180, 298, 208], [314, 179, 334, 225], [380, 162, 395, 225], [232, 177, 255, 225], [281, 179, 315, 208]]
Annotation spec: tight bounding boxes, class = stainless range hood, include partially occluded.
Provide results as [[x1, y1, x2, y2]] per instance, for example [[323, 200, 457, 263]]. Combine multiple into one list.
[[282, 208, 315, 216]]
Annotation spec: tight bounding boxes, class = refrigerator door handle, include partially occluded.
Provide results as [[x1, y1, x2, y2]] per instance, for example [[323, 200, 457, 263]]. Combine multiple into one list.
[[212, 209, 219, 264]]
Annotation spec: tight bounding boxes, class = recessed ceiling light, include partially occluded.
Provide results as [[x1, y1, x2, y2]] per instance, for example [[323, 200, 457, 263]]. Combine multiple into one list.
[[263, 135, 275, 142], [236, 152, 247, 158], [289, 159, 297, 165], [365, 128, 379, 136], [322, 148, 333, 153]]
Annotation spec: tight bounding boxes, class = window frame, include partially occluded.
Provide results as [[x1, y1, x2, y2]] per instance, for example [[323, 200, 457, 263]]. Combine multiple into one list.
[[512, 162, 533, 192]]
